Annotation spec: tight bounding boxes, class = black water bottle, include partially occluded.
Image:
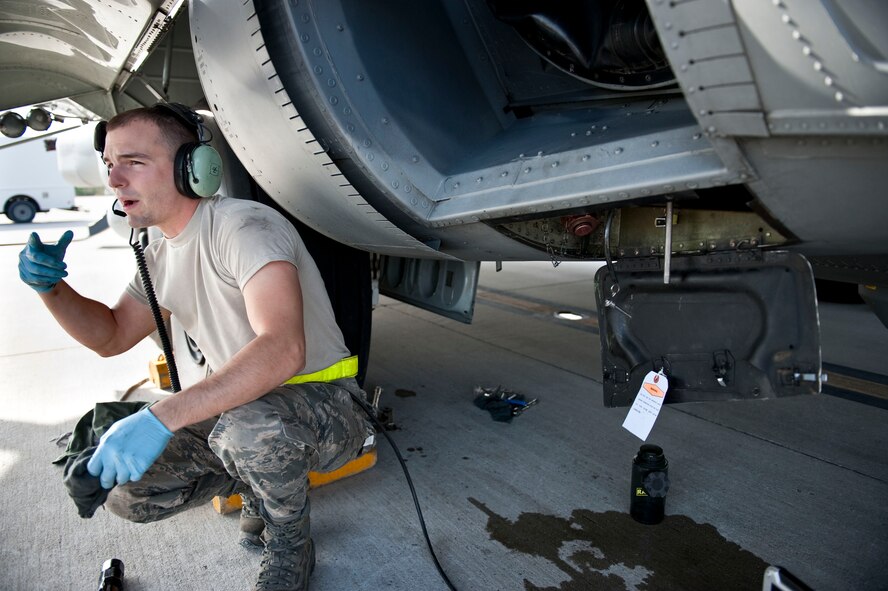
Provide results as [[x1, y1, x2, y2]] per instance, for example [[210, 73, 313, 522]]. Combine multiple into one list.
[[630, 444, 670, 524], [97, 558, 124, 591]]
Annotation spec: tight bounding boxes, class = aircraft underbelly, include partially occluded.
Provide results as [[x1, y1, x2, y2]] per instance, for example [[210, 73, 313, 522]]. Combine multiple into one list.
[[6, 0, 885, 268], [187, 0, 888, 265], [741, 137, 888, 256], [190, 0, 450, 259]]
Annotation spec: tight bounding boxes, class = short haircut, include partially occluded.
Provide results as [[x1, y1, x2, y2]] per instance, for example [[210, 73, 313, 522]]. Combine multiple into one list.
[[105, 105, 197, 156]]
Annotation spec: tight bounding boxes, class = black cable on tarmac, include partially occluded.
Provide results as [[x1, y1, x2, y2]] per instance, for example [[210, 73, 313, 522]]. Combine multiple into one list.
[[350, 393, 459, 591]]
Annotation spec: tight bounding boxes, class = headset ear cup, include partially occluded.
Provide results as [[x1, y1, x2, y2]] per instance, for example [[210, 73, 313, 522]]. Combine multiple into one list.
[[93, 121, 107, 153], [173, 143, 197, 198], [188, 144, 224, 198]]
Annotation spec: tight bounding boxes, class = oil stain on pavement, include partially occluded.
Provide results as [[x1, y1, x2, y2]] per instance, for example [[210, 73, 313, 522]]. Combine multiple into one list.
[[469, 498, 768, 591]]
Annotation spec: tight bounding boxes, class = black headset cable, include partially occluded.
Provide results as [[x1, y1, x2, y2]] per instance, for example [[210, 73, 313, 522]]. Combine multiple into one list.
[[129, 227, 181, 393]]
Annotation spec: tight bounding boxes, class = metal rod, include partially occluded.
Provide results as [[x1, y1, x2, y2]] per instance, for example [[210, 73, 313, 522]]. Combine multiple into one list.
[[162, 33, 174, 97], [664, 201, 673, 284], [605, 210, 620, 293]]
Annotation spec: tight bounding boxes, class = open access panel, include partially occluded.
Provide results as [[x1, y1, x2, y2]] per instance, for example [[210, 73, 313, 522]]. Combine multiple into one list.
[[595, 251, 822, 407]]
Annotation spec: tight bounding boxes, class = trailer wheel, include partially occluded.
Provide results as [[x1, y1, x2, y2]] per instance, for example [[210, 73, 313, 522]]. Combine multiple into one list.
[[5, 196, 37, 223]]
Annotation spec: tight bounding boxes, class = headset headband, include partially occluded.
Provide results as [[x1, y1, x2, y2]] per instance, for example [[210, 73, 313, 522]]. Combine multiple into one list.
[[93, 102, 206, 153], [155, 102, 207, 143]]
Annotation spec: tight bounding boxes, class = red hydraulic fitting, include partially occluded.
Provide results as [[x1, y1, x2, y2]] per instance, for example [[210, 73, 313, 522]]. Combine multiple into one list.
[[562, 214, 600, 237]]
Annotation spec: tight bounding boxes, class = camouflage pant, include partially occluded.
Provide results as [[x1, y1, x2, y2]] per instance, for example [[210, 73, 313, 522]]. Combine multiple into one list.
[[105, 378, 373, 523]]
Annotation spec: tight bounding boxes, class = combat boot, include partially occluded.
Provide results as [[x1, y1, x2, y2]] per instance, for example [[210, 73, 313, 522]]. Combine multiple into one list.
[[240, 492, 266, 550], [253, 511, 315, 591]]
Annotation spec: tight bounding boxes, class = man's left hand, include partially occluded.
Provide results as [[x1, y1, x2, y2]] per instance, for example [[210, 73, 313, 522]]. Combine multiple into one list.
[[87, 407, 174, 489]]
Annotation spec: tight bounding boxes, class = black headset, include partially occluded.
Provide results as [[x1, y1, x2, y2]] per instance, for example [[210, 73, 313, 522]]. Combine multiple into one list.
[[94, 102, 223, 199]]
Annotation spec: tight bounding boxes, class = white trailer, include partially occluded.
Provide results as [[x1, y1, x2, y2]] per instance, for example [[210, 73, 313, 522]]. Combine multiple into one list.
[[0, 130, 77, 223]]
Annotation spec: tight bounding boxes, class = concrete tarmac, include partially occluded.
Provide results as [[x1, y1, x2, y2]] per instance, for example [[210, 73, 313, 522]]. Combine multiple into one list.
[[1, 199, 886, 590]]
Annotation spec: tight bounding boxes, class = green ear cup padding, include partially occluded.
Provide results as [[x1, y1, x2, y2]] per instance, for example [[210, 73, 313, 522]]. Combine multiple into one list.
[[187, 143, 223, 198]]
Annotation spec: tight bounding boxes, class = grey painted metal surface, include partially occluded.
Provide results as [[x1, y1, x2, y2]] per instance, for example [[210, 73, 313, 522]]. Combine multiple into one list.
[[2, 0, 887, 271], [379, 258, 481, 324], [650, 0, 888, 257], [190, 0, 446, 259], [0, 1, 185, 118]]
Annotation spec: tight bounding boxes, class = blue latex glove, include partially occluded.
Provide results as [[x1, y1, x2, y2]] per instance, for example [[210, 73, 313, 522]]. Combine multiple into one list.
[[18, 230, 74, 292], [87, 407, 174, 489]]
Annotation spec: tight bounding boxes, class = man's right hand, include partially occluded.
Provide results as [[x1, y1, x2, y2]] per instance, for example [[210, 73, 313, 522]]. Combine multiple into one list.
[[18, 230, 73, 292]]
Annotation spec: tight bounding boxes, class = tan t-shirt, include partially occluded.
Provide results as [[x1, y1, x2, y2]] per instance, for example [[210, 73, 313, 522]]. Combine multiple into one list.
[[126, 196, 350, 375]]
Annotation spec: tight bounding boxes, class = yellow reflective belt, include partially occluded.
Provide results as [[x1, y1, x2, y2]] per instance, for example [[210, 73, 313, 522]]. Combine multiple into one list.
[[284, 355, 358, 385]]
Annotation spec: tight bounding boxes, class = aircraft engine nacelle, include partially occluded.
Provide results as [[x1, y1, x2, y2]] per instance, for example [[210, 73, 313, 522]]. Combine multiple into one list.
[[55, 122, 107, 189]]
